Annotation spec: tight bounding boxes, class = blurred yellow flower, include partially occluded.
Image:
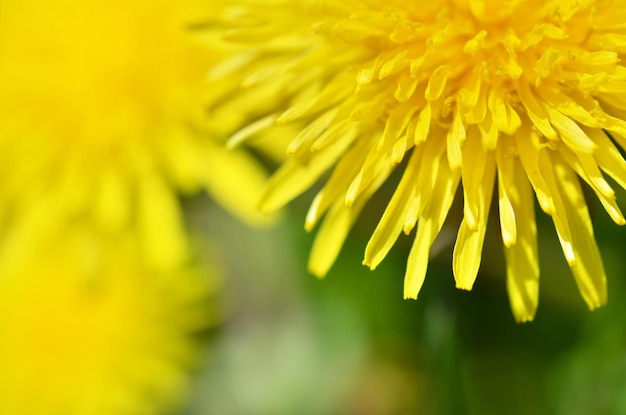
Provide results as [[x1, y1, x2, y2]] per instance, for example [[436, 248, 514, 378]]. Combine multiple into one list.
[[0, 228, 214, 415], [0, 0, 271, 270], [209, 0, 626, 321]]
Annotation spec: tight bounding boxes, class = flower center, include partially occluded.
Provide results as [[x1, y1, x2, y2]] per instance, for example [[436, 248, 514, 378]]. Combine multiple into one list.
[[314, 0, 612, 142]]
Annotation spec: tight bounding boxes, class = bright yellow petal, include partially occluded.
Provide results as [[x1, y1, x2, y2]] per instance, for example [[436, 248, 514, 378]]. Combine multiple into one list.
[[204, 139, 274, 226], [305, 137, 372, 231], [405, 159, 460, 299], [309, 170, 387, 277], [137, 169, 189, 270], [453, 131, 496, 290], [260, 127, 356, 212], [364, 149, 421, 270], [500, 152, 540, 323], [553, 155, 608, 309]]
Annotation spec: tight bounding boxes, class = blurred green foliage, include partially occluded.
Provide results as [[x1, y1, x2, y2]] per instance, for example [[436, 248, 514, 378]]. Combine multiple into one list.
[[181, 189, 626, 415]]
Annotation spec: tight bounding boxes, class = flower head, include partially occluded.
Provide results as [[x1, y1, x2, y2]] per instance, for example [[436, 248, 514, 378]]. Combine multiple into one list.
[[209, 0, 626, 321], [0, 0, 271, 270], [0, 228, 214, 414]]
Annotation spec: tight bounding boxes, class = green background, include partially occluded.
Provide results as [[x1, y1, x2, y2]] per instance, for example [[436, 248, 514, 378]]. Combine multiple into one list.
[[180, 181, 626, 415]]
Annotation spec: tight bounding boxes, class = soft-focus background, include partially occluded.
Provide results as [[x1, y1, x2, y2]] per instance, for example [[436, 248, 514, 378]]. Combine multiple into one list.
[[2, 0, 626, 413], [180, 183, 626, 415]]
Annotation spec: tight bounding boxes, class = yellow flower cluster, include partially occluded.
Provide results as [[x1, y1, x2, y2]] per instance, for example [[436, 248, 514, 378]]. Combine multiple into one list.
[[0, 229, 214, 415], [0, 0, 271, 269], [0, 0, 272, 413], [208, 0, 626, 322]]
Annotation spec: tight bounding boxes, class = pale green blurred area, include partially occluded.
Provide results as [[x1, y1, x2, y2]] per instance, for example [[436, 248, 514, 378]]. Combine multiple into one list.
[[176, 184, 626, 415]]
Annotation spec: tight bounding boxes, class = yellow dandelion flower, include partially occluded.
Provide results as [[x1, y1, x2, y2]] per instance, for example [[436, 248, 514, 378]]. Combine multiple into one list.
[[0, 228, 214, 415], [0, 0, 271, 270], [209, 0, 626, 321]]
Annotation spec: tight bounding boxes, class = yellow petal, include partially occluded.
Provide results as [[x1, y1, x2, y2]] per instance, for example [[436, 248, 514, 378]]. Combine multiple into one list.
[[277, 73, 352, 124], [517, 81, 557, 140], [488, 89, 521, 135], [395, 72, 419, 102], [477, 111, 499, 150], [310, 169, 386, 277], [413, 103, 432, 145], [308, 200, 361, 278], [260, 129, 355, 212], [137, 169, 188, 270], [446, 109, 466, 170], [204, 140, 272, 226], [453, 141, 496, 290], [546, 106, 597, 154], [461, 128, 491, 231], [558, 143, 625, 225], [228, 114, 278, 149], [364, 150, 421, 269], [378, 100, 417, 152], [424, 65, 450, 101], [515, 126, 555, 214], [305, 138, 370, 231], [503, 157, 539, 323], [496, 138, 517, 248], [345, 141, 393, 207], [405, 160, 460, 299], [553, 156, 608, 308], [533, 149, 577, 266], [403, 132, 448, 233], [589, 129, 626, 190]]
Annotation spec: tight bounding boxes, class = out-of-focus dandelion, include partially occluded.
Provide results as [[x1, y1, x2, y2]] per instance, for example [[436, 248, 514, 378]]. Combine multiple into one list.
[[0, 228, 215, 415], [0, 0, 272, 270], [208, 0, 626, 321]]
